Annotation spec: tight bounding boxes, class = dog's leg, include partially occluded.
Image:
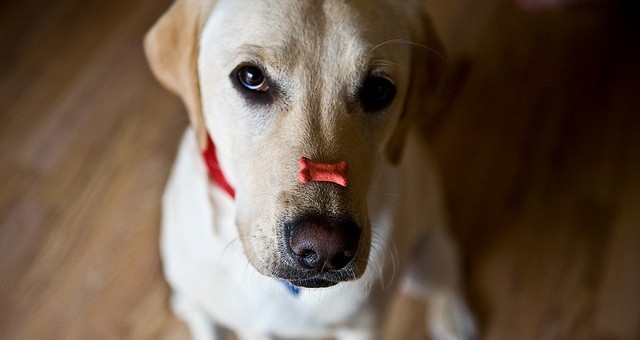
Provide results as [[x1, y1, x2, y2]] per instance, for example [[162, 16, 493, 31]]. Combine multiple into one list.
[[334, 327, 376, 340], [402, 225, 477, 340], [171, 293, 219, 340], [235, 330, 272, 340], [424, 289, 477, 340]]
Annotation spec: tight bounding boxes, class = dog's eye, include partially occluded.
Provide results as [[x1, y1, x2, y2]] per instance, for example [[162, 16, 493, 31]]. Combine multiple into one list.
[[236, 65, 270, 92], [360, 76, 396, 112]]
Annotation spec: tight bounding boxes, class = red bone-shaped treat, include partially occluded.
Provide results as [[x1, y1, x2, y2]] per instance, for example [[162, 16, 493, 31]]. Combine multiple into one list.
[[298, 157, 349, 187]]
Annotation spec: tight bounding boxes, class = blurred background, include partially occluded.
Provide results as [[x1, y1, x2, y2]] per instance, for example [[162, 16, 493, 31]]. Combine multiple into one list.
[[1, 0, 638, 339]]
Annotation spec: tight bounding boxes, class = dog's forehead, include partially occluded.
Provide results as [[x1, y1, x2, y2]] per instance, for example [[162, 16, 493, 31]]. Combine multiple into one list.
[[202, 0, 411, 76]]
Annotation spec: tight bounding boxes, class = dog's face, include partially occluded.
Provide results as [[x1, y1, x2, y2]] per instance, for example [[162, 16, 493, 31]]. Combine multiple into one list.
[[146, 0, 443, 288]]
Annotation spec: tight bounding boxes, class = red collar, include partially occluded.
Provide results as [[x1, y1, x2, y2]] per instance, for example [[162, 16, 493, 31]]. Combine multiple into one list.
[[202, 135, 236, 199]]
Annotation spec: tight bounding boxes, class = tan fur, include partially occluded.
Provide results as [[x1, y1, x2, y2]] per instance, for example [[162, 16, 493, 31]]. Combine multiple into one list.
[[146, 0, 475, 339]]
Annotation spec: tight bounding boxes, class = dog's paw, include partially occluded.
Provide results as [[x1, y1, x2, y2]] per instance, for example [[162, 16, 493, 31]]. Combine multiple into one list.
[[235, 331, 273, 340], [334, 328, 376, 340], [171, 293, 218, 340], [427, 291, 477, 340]]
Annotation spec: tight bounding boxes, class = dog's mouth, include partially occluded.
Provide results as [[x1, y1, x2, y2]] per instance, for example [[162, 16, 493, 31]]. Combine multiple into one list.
[[265, 214, 366, 289], [242, 185, 371, 288], [288, 277, 338, 288], [276, 263, 362, 289]]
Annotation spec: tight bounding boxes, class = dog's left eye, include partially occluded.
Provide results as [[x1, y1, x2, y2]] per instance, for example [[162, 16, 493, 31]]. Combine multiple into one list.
[[360, 76, 397, 112], [236, 65, 270, 92]]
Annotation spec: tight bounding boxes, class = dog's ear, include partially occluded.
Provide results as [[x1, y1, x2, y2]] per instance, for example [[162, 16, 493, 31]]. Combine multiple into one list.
[[385, 7, 446, 164], [144, 0, 211, 150]]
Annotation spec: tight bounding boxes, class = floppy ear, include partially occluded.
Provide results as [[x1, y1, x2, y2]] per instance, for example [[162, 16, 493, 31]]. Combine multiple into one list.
[[144, 0, 211, 150], [385, 7, 447, 164]]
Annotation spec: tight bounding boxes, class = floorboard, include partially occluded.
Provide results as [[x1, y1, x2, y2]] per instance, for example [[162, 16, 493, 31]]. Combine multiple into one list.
[[1, 0, 638, 339]]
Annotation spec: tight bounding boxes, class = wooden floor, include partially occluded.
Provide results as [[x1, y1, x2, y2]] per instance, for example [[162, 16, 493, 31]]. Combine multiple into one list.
[[1, 0, 638, 339]]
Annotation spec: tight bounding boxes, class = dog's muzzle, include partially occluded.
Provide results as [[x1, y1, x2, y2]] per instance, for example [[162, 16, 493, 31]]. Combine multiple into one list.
[[279, 157, 360, 288]]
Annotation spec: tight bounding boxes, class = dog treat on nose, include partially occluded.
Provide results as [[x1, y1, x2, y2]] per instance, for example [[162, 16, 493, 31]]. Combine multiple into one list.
[[298, 157, 348, 187]]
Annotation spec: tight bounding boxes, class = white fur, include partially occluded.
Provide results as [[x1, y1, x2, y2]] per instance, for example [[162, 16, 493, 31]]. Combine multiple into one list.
[[162, 129, 476, 339], [152, 0, 477, 338]]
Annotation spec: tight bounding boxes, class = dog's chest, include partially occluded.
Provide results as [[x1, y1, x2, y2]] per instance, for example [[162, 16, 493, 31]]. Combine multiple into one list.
[[193, 218, 374, 337], [162, 131, 394, 337]]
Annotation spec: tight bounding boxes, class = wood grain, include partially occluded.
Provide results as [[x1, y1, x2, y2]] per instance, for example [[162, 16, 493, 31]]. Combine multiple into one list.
[[1, 0, 638, 339], [1, 0, 189, 338], [425, 1, 640, 339]]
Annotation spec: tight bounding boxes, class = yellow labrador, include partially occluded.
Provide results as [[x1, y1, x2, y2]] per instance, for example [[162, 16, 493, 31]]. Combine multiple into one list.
[[145, 0, 475, 338]]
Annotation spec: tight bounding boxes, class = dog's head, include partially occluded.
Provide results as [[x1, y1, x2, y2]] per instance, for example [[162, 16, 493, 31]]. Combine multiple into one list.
[[145, 0, 444, 288]]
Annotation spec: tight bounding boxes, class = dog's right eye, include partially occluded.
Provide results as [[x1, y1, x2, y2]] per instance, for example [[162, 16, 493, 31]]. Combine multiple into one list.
[[236, 65, 270, 92], [360, 76, 397, 112]]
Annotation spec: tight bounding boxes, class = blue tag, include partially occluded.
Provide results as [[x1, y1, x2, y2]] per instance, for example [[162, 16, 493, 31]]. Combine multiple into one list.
[[281, 280, 301, 296]]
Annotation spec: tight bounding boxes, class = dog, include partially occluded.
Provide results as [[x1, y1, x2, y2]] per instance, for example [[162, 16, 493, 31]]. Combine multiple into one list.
[[144, 0, 476, 338]]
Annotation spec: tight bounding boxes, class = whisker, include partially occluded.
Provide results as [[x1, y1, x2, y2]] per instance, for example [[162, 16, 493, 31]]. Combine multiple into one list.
[[247, 192, 277, 201], [371, 59, 399, 69], [369, 221, 399, 291], [220, 237, 241, 260], [370, 38, 449, 64]]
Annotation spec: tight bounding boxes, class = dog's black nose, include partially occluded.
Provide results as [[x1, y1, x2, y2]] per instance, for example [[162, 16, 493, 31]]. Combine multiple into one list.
[[287, 216, 360, 271]]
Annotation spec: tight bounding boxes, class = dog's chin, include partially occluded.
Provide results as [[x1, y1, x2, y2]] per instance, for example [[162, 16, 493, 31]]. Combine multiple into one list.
[[288, 278, 339, 288]]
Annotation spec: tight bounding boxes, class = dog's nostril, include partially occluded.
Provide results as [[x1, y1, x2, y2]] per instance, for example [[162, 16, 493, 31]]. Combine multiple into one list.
[[288, 217, 360, 272], [298, 250, 319, 270], [331, 252, 353, 269], [300, 249, 316, 258]]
